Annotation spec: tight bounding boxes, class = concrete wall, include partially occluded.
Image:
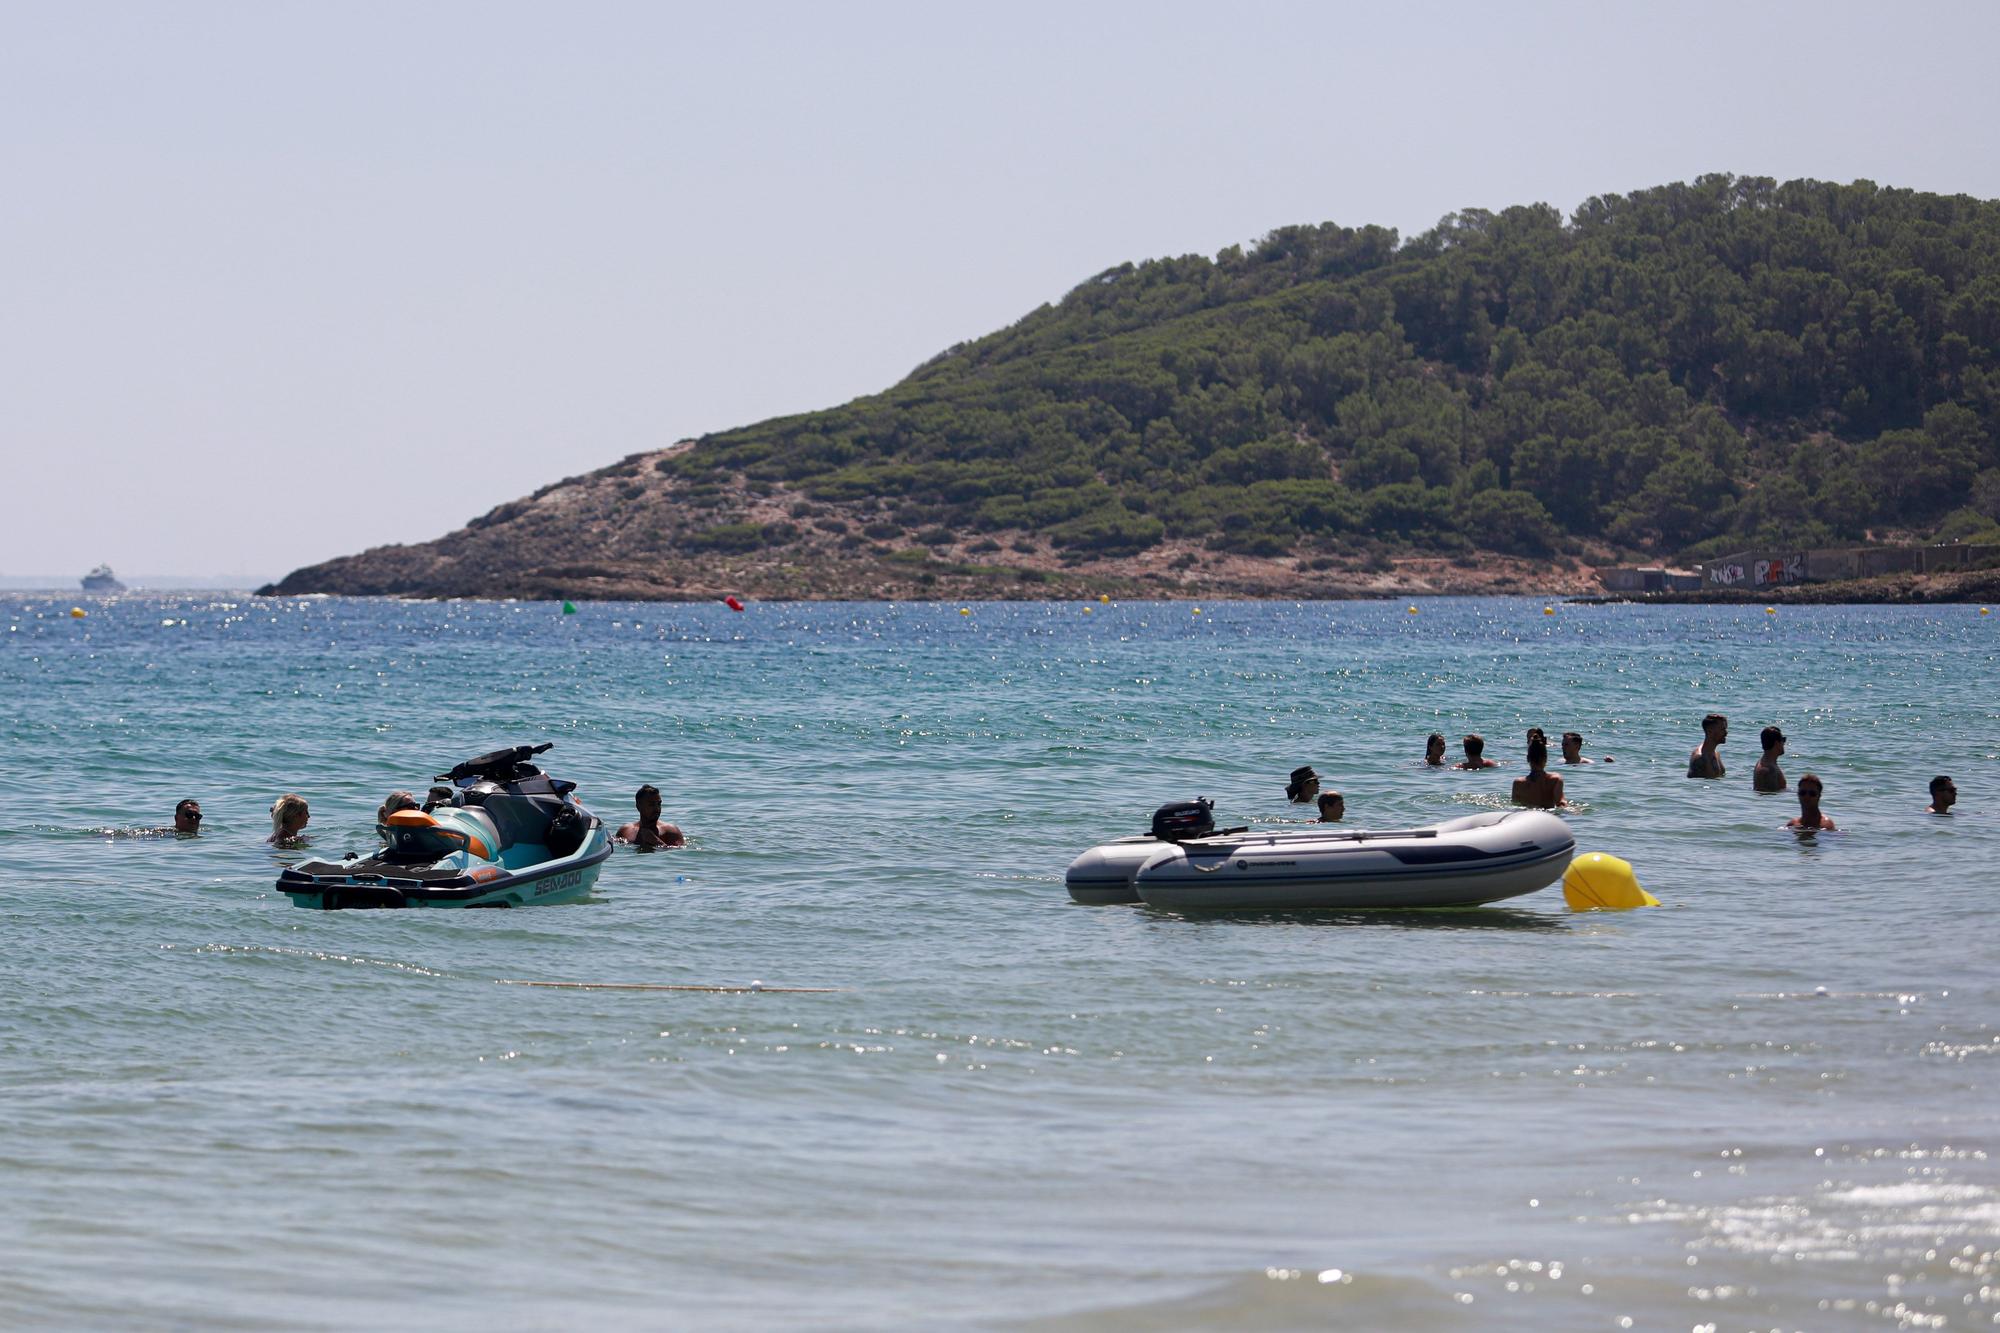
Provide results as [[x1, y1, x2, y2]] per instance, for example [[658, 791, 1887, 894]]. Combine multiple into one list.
[[1601, 566, 1703, 592], [1700, 544, 2000, 586]]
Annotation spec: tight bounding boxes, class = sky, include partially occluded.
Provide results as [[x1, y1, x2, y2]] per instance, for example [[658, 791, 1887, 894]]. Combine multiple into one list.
[[6, 1, 2000, 582]]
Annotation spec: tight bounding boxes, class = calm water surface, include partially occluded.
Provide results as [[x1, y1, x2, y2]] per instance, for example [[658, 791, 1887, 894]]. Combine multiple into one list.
[[2, 595, 1997, 1330]]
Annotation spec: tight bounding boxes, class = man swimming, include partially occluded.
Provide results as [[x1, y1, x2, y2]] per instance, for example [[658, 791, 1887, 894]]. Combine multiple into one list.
[[1559, 732, 1590, 765], [1510, 738, 1565, 808], [172, 799, 203, 836], [615, 784, 686, 849], [1423, 734, 1447, 767], [1315, 791, 1345, 823], [1752, 726, 1787, 792], [1688, 713, 1727, 779], [1787, 773, 1837, 832], [1456, 734, 1498, 770], [1927, 775, 1957, 814]]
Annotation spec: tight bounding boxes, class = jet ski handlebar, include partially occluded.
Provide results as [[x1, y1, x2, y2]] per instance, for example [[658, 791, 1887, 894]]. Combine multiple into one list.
[[438, 742, 555, 782]]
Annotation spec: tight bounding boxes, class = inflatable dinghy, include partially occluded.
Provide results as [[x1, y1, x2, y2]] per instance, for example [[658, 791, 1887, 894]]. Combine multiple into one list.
[[1067, 805, 1574, 911]]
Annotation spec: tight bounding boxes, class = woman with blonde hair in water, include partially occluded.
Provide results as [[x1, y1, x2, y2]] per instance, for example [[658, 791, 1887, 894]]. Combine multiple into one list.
[[269, 793, 311, 846]]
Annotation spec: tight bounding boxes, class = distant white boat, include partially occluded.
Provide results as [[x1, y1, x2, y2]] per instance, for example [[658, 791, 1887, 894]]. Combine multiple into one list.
[[81, 564, 126, 593]]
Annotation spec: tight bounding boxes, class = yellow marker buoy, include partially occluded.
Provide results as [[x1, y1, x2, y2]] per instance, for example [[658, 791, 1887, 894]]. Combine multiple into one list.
[[1407, 605, 1419, 614], [1082, 606, 1093, 613], [1983, 607, 1991, 615], [1543, 606, 1555, 615], [1562, 852, 1659, 912], [959, 607, 971, 616], [1765, 606, 1776, 615], [1192, 608, 1202, 615], [70, 607, 87, 618]]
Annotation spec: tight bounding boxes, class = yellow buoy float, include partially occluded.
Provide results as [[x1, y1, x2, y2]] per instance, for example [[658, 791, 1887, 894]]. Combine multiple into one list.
[[1765, 606, 1776, 615], [1098, 594, 1111, 604], [1407, 605, 1419, 615], [1983, 607, 1991, 616], [1562, 852, 1658, 912], [959, 607, 971, 616], [70, 607, 87, 618], [1543, 606, 1555, 615]]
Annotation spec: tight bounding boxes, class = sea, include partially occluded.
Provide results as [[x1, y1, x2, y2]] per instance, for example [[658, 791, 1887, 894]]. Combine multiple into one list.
[[2, 593, 1996, 1331]]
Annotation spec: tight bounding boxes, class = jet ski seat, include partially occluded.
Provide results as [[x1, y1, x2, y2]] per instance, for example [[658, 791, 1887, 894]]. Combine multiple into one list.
[[479, 793, 570, 850]]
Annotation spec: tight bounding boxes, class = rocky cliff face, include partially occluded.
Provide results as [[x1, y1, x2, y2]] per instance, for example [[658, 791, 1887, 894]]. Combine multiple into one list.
[[259, 440, 1600, 601]]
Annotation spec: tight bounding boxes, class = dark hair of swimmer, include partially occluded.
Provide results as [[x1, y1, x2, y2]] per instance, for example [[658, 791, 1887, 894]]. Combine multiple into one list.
[[1462, 734, 1485, 757], [635, 784, 661, 806], [1526, 738, 1548, 770], [1760, 725, 1784, 750]]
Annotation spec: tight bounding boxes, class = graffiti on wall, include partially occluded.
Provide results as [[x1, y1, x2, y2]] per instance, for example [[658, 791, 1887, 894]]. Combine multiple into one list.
[[1706, 553, 1806, 586], [1754, 554, 1806, 586]]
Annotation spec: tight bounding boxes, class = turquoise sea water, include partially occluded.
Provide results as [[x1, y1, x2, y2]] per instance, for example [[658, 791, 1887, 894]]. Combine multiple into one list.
[[3, 594, 1997, 1330]]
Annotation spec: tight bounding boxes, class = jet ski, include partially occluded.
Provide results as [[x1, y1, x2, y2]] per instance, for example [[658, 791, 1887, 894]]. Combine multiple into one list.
[[275, 743, 613, 909], [1066, 801, 1574, 910]]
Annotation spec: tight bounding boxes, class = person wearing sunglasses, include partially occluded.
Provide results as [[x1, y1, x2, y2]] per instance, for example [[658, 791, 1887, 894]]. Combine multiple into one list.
[[172, 799, 203, 836], [1787, 773, 1837, 832]]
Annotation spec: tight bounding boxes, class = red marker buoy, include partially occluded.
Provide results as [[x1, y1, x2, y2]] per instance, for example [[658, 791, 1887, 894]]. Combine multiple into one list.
[[724, 596, 744, 612]]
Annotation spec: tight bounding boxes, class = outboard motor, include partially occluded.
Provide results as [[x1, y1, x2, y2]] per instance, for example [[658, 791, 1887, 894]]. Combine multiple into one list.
[[1150, 798, 1216, 842]]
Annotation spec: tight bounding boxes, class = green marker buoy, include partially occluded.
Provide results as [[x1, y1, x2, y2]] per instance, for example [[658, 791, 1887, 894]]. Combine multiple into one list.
[[562, 601, 577, 615]]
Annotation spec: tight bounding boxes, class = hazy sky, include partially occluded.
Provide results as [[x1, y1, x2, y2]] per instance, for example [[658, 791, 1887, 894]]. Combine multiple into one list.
[[6, 1, 1999, 580]]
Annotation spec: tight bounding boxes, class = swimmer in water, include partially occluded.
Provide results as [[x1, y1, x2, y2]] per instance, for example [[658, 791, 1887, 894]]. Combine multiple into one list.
[[1786, 773, 1836, 832], [172, 798, 203, 836], [1559, 731, 1590, 765], [1456, 734, 1498, 770], [1285, 766, 1321, 804], [1424, 733, 1447, 767], [268, 793, 310, 846], [1927, 775, 1957, 814], [615, 784, 685, 849], [1688, 713, 1727, 779], [1510, 737, 1565, 808], [1752, 726, 1787, 792], [377, 790, 419, 830], [1315, 791, 1345, 823]]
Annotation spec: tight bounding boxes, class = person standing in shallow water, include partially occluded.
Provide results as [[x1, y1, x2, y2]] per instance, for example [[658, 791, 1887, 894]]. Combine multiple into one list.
[[1787, 773, 1837, 832], [1456, 735, 1498, 770], [1511, 738, 1565, 808], [1927, 776, 1957, 814], [268, 794, 310, 846], [1752, 726, 1787, 792], [1315, 791, 1345, 823], [1688, 713, 1728, 778], [615, 784, 685, 849], [1559, 732, 1591, 765], [1423, 734, 1447, 767]]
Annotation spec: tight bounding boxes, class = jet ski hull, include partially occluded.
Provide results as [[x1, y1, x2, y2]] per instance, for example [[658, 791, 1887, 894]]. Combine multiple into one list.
[[277, 830, 611, 908], [277, 829, 612, 908]]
